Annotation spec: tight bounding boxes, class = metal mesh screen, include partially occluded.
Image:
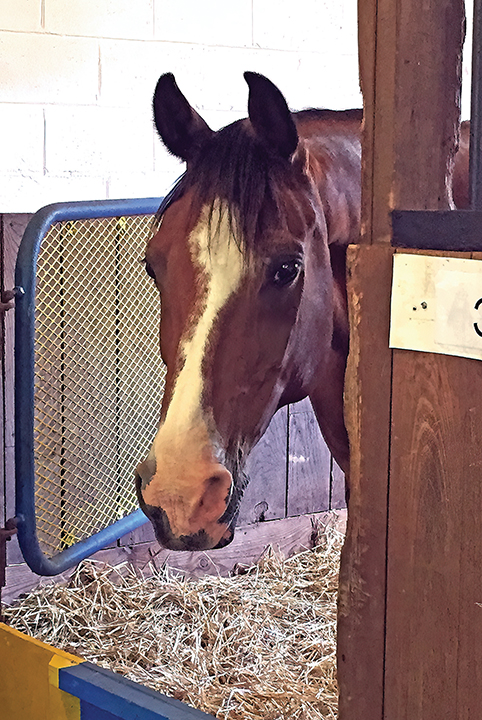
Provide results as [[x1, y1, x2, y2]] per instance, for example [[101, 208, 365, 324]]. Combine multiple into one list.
[[34, 215, 164, 554]]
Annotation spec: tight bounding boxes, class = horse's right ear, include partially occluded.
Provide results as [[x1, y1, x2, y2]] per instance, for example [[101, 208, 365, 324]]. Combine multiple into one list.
[[153, 73, 213, 162]]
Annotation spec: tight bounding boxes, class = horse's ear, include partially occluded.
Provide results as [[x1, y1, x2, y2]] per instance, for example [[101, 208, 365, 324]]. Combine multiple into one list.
[[153, 73, 213, 162], [244, 72, 298, 160]]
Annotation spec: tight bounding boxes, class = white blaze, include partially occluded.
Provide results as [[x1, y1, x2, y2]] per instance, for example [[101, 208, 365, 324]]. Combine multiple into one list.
[[151, 202, 245, 463]]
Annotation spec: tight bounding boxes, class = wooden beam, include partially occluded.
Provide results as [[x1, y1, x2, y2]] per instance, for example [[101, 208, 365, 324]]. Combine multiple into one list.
[[2, 215, 32, 565], [359, 0, 464, 244], [337, 243, 393, 720], [340, 0, 465, 718]]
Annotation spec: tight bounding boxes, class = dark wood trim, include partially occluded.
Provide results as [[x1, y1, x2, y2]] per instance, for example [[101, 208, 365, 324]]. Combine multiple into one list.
[[392, 209, 482, 251]]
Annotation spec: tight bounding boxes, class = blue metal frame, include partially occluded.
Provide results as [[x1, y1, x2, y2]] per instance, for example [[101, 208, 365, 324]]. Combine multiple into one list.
[[15, 198, 162, 576], [59, 662, 213, 719]]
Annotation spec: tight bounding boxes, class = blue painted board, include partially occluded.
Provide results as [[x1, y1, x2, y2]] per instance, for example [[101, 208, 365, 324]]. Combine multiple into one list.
[[60, 663, 213, 720], [81, 701, 119, 720]]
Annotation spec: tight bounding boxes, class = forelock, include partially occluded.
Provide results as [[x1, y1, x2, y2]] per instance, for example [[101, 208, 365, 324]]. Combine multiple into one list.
[[153, 120, 315, 251]]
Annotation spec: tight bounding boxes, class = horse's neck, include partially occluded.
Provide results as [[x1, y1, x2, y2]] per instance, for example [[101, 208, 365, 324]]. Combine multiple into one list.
[[302, 126, 362, 247]]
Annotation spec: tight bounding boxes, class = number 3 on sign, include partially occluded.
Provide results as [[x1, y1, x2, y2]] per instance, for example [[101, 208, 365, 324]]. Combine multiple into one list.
[[474, 298, 482, 338]]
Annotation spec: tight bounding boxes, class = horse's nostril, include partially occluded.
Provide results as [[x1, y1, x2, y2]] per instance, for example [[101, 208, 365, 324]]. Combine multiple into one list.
[[206, 473, 233, 501], [207, 474, 230, 491], [135, 453, 235, 546], [135, 458, 156, 491], [134, 472, 144, 505]]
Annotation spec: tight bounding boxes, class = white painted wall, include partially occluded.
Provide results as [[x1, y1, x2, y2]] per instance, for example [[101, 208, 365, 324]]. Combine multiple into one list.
[[0, 0, 361, 212], [1, 1, 473, 213]]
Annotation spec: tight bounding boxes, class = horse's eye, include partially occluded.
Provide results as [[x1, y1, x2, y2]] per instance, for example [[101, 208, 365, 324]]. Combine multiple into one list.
[[271, 259, 302, 287]]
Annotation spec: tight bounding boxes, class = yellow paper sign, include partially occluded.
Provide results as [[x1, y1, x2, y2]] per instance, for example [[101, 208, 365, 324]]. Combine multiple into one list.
[[390, 253, 482, 360]]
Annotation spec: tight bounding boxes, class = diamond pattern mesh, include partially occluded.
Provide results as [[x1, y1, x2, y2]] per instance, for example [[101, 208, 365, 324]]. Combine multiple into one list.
[[34, 215, 165, 554]]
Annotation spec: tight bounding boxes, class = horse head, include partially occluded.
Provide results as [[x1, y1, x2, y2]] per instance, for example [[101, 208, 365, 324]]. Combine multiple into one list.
[[135, 72, 349, 550]]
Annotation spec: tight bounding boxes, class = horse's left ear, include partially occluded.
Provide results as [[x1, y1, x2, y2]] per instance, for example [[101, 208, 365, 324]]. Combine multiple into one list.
[[244, 72, 298, 160]]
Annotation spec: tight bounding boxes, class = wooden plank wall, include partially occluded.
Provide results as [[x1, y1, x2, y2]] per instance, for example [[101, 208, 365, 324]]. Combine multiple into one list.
[[386, 332, 482, 718], [339, 1, 467, 718], [1, 214, 32, 565], [0, 214, 345, 578]]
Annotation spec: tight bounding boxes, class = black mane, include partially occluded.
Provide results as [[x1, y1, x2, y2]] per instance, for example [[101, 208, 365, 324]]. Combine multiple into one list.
[[295, 107, 363, 123], [154, 119, 312, 251]]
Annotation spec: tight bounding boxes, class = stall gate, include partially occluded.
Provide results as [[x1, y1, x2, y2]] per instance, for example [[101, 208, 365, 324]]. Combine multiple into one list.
[[23, 206, 162, 566], [1, 202, 345, 577]]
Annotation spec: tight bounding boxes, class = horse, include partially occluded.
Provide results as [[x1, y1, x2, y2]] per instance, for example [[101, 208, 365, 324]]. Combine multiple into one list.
[[135, 71, 469, 552]]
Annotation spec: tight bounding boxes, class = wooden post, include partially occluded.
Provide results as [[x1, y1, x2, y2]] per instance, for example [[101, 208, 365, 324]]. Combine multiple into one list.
[[1, 214, 32, 565], [338, 0, 465, 717]]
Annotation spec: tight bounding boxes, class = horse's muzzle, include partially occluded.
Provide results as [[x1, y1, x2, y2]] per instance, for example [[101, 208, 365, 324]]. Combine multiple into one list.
[[134, 471, 235, 551]]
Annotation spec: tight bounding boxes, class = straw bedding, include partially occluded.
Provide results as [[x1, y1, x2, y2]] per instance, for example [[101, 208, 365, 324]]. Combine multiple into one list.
[[5, 527, 342, 720]]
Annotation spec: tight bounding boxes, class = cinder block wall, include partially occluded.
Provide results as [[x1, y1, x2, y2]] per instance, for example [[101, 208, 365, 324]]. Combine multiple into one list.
[[0, 0, 361, 212]]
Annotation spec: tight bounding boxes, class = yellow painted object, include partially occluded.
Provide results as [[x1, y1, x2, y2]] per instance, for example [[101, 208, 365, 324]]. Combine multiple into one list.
[[0, 623, 83, 720]]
